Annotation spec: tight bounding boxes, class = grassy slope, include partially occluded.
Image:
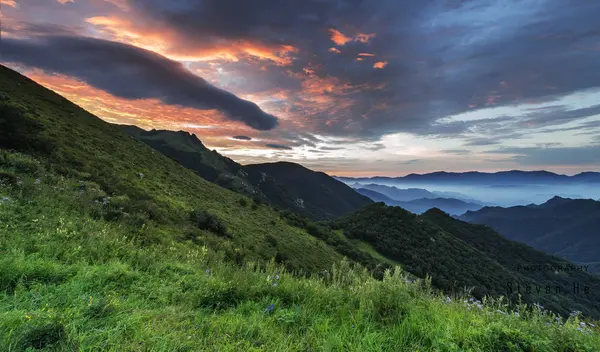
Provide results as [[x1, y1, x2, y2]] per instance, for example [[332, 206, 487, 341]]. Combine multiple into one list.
[[0, 64, 343, 274], [118, 126, 373, 221], [1, 152, 599, 351]]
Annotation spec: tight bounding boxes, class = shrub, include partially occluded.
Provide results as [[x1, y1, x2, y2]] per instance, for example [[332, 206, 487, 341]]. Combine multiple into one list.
[[238, 198, 248, 207], [265, 234, 278, 247], [0, 171, 18, 185], [189, 209, 230, 237]]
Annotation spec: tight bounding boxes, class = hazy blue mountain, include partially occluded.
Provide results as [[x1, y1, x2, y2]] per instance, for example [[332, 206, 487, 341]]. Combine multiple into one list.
[[336, 170, 600, 185]]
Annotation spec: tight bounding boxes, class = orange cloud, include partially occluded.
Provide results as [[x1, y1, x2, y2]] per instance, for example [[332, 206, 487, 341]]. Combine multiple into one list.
[[356, 57, 364, 61], [85, 16, 299, 66], [373, 61, 388, 69], [358, 53, 375, 57], [329, 29, 353, 46], [19, 68, 257, 147], [1, 0, 16, 8], [329, 29, 377, 46], [56, 0, 74, 4], [328, 47, 341, 54]]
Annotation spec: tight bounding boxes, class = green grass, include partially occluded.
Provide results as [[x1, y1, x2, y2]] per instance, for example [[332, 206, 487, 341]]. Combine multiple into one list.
[[351, 240, 403, 267], [1, 149, 599, 351]]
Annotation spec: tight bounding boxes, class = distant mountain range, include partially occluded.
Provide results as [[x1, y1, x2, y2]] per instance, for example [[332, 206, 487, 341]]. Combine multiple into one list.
[[119, 125, 372, 220], [336, 170, 600, 185], [460, 196, 600, 274], [355, 187, 482, 215]]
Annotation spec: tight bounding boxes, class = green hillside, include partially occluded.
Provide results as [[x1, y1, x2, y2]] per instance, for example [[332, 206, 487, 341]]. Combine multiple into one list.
[[0, 64, 344, 274], [1, 64, 600, 350], [118, 126, 373, 221], [331, 203, 600, 320]]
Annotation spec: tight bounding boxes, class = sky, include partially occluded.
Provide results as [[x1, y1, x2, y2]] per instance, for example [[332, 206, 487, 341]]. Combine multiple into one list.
[[1, 0, 600, 176]]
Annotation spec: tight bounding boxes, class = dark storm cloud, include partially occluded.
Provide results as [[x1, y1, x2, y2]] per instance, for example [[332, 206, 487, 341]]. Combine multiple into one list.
[[484, 146, 600, 166], [0, 35, 279, 130], [5, 0, 600, 143], [265, 143, 293, 150], [232, 135, 252, 140]]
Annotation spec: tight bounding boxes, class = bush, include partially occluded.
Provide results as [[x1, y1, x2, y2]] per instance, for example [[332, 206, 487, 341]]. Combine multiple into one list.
[[265, 234, 278, 247], [0, 171, 18, 185], [189, 209, 230, 237], [238, 198, 248, 207]]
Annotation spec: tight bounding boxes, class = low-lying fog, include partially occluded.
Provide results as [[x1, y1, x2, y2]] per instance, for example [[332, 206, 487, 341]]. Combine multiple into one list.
[[347, 181, 600, 207]]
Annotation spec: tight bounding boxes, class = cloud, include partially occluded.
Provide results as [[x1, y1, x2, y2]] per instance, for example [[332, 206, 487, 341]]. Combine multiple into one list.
[[442, 149, 472, 155], [232, 135, 252, 141], [329, 29, 376, 46], [90, 0, 600, 141], [1, 35, 279, 130], [1, 0, 17, 8], [265, 143, 293, 150], [485, 146, 600, 166], [398, 159, 421, 165], [373, 61, 388, 69]]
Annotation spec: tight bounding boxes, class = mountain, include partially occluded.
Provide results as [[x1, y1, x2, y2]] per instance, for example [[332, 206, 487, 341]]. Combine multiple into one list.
[[119, 126, 372, 220], [355, 188, 482, 215], [351, 183, 437, 201], [337, 170, 600, 185], [331, 203, 600, 319], [244, 162, 374, 220], [355, 188, 395, 202], [392, 197, 482, 215], [460, 196, 600, 274], [119, 125, 256, 196]]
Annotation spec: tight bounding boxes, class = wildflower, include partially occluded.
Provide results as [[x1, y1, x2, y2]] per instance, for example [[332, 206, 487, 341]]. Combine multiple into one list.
[[444, 296, 452, 303], [513, 312, 520, 317], [589, 323, 595, 327], [35, 179, 41, 184], [0, 196, 9, 202], [275, 274, 280, 280], [265, 304, 275, 314], [273, 282, 278, 287], [469, 298, 475, 302], [351, 324, 355, 329], [497, 310, 506, 315], [570, 310, 581, 317], [205, 269, 211, 275], [138, 173, 144, 178], [25, 314, 31, 320], [580, 322, 587, 327]]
